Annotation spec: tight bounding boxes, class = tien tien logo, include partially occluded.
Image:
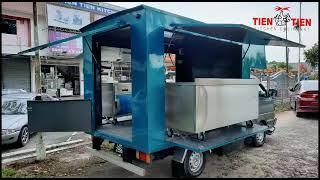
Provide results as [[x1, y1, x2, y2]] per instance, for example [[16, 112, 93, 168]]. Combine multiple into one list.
[[253, 6, 312, 27]]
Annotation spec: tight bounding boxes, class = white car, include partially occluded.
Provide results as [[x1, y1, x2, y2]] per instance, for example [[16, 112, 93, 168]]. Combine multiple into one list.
[[2, 89, 59, 147]]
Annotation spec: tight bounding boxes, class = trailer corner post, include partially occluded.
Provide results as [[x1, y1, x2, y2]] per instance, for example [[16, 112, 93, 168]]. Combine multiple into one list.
[[33, 2, 46, 160]]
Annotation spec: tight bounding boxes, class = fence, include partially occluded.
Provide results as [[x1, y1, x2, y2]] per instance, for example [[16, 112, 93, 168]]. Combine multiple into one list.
[[259, 72, 297, 104]]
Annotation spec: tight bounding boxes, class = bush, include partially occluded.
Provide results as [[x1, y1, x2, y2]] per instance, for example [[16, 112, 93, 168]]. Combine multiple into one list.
[[274, 102, 291, 113], [309, 73, 318, 80], [2, 168, 17, 178]]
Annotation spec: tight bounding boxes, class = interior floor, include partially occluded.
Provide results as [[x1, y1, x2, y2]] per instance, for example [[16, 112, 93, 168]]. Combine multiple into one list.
[[96, 120, 132, 142]]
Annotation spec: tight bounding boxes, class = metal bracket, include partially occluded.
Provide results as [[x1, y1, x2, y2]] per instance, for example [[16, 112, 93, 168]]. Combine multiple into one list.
[[242, 43, 251, 60], [87, 146, 146, 176], [172, 148, 188, 163]]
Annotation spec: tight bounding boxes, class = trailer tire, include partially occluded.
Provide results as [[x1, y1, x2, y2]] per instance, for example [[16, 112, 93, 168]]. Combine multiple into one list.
[[113, 143, 123, 155], [244, 137, 253, 146], [197, 132, 206, 141], [171, 150, 206, 177], [246, 120, 253, 128], [167, 128, 174, 137], [252, 132, 266, 147]]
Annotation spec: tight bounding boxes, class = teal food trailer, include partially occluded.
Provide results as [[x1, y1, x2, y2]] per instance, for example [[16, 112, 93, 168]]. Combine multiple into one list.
[[21, 5, 304, 177]]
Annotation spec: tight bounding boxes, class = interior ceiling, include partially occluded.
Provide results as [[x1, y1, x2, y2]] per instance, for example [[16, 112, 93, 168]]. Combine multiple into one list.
[[93, 27, 187, 51], [92, 26, 235, 57], [2, 2, 46, 16]]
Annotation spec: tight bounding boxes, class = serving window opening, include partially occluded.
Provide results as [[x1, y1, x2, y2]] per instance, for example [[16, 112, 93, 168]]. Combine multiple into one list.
[[92, 26, 133, 143]]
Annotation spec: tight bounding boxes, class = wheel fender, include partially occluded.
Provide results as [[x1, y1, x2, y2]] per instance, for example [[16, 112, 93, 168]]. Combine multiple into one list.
[[172, 148, 188, 163]]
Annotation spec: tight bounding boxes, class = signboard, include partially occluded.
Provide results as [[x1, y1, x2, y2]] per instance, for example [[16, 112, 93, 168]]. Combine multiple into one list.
[[48, 30, 82, 55], [62, 2, 118, 16], [94, 14, 105, 22], [47, 4, 90, 30]]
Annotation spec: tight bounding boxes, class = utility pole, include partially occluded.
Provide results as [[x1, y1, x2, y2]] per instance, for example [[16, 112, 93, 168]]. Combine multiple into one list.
[[285, 19, 290, 102], [33, 2, 46, 160], [298, 2, 302, 82], [285, 21, 289, 74]]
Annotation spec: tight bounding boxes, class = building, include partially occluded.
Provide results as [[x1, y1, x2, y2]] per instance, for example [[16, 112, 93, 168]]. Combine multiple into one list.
[[1, 2, 125, 96]]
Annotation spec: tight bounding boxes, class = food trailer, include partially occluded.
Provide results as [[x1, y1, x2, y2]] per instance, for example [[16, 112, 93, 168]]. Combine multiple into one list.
[[20, 5, 304, 177]]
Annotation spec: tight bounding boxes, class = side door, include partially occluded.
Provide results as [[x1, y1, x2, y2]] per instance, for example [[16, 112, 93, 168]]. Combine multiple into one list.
[[27, 100, 92, 132], [18, 24, 131, 133]]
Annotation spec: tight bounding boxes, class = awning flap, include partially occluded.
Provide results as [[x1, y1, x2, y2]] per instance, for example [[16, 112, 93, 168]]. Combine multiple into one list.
[[18, 22, 129, 55], [172, 24, 305, 48]]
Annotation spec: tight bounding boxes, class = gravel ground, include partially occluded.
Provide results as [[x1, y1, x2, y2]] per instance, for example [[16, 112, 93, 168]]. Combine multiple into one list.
[[2, 111, 318, 178]]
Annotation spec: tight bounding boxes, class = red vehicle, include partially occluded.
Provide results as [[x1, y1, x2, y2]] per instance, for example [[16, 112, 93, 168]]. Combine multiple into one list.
[[290, 80, 319, 117]]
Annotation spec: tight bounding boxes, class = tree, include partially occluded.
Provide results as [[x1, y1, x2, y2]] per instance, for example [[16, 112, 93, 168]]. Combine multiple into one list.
[[304, 43, 318, 69], [278, 62, 286, 69], [267, 61, 293, 71]]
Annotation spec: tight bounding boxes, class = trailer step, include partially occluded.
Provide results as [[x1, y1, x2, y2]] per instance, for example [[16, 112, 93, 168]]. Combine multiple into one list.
[[86, 146, 146, 176]]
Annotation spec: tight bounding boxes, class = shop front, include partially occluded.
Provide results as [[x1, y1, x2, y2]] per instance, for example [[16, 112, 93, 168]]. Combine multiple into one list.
[[40, 58, 80, 97], [1, 55, 31, 92]]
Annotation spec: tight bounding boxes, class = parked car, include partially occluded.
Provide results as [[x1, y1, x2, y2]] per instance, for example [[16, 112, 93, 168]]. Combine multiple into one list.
[[289, 80, 318, 117], [1, 89, 59, 147]]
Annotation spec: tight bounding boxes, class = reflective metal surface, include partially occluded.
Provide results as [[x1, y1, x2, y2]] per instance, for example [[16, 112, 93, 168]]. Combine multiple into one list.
[[166, 78, 259, 133], [101, 83, 115, 118]]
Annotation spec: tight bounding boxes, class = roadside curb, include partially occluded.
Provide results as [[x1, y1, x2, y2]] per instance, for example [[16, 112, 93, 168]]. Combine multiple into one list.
[[2, 139, 91, 165]]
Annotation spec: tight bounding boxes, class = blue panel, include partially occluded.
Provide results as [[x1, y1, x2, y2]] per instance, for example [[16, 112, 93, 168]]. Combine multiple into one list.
[[130, 9, 149, 152], [116, 94, 132, 116], [83, 35, 95, 132], [145, 11, 167, 152], [129, 8, 208, 153]]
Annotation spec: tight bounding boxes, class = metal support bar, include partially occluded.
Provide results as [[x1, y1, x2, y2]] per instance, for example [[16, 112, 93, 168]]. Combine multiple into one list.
[[174, 28, 243, 46], [164, 27, 177, 66], [83, 37, 100, 69], [18, 22, 129, 55], [242, 43, 251, 60], [172, 148, 188, 163], [87, 146, 146, 176]]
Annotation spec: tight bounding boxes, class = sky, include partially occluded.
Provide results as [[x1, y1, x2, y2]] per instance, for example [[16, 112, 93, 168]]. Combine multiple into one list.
[[109, 2, 319, 63]]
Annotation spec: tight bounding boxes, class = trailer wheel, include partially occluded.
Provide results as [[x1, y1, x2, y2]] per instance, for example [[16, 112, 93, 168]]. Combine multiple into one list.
[[171, 150, 206, 177], [197, 132, 206, 141], [167, 128, 174, 137], [246, 120, 253, 128], [113, 143, 123, 155], [252, 132, 266, 147]]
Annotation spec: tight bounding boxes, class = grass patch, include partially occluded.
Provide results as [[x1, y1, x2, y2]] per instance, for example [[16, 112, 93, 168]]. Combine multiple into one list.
[[274, 102, 292, 113], [2, 168, 17, 178]]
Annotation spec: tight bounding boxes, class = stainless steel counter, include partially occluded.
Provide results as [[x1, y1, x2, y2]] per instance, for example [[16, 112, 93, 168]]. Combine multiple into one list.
[[165, 78, 259, 134]]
